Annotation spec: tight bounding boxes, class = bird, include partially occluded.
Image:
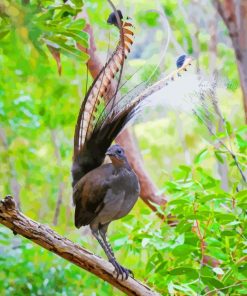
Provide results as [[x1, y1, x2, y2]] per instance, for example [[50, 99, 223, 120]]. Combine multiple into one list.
[[71, 9, 138, 280], [71, 8, 193, 280], [73, 144, 139, 279]]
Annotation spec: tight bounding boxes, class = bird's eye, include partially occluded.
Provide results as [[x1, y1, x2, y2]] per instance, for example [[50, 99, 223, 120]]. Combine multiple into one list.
[[117, 149, 122, 155]]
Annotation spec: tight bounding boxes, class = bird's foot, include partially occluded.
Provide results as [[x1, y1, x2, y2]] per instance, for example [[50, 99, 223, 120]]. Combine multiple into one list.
[[109, 259, 134, 281]]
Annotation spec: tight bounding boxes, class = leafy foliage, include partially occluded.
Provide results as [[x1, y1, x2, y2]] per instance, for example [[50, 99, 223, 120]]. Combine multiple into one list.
[[0, 0, 89, 67]]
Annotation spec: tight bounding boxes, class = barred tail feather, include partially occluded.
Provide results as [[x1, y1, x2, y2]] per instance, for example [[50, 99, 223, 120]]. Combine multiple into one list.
[[88, 57, 194, 157], [72, 10, 134, 186]]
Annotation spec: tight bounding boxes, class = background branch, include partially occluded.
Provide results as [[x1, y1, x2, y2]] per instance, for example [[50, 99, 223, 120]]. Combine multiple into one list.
[[0, 196, 160, 296], [213, 0, 247, 123]]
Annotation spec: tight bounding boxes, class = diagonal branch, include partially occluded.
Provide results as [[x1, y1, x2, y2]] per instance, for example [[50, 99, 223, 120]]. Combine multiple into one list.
[[0, 196, 160, 296]]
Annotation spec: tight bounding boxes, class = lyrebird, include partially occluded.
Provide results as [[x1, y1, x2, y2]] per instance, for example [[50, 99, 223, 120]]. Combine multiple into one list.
[[72, 8, 192, 280]]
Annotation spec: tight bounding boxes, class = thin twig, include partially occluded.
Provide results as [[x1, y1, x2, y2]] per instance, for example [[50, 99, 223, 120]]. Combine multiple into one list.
[[193, 110, 246, 183], [203, 280, 247, 296]]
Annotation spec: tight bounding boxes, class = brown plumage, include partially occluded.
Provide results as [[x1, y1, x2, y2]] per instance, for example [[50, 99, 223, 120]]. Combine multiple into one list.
[[73, 145, 139, 231], [73, 144, 139, 280]]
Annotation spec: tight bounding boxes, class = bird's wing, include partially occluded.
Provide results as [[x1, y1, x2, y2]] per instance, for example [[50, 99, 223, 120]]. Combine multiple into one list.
[[73, 164, 113, 228]]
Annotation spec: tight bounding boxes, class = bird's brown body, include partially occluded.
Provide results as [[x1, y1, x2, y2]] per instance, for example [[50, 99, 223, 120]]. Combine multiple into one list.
[[73, 160, 140, 231], [73, 144, 140, 280]]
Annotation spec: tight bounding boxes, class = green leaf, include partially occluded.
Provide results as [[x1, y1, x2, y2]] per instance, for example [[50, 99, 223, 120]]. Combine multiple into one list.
[[165, 181, 182, 192], [194, 148, 209, 164], [44, 36, 89, 61], [0, 29, 10, 40], [221, 230, 236, 236], [236, 134, 247, 151], [235, 190, 247, 201], [186, 214, 205, 220], [64, 30, 89, 48], [238, 202, 247, 210], [215, 213, 236, 223], [201, 276, 224, 289], [60, 43, 89, 61], [67, 19, 86, 30], [111, 233, 128, 250], [214, 151, 225, 164], [51, 4, 80, 19], [70, 0, 84, 7], [169, 267, 198, 277], [225, 120, 232, 135], [172, 244, 195, 257], [200, 194, 218, 203], [200, 193, 229, 203], [168, 199, 189, 206], [237, 125, 247, 134]]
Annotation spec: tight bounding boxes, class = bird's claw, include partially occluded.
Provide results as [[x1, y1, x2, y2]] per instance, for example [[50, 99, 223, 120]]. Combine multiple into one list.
[[109, 259, 134, 281]]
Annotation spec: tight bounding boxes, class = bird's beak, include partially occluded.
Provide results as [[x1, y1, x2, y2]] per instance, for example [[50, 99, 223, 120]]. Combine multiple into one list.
[[105, 148, 114, 157]]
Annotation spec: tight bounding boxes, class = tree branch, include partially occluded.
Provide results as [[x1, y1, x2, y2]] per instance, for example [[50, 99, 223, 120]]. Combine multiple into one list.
[[0, 196, 160, 296], [213, 0, 247, 123]]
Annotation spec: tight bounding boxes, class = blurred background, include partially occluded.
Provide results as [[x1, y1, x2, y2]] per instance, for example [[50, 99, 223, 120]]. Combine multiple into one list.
[[0, 0, 246, 295]]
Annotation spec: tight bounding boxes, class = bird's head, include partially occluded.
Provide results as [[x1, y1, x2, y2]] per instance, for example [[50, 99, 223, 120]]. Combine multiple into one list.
[[106, 144, 128, 167], [107, 10, 123, 27]]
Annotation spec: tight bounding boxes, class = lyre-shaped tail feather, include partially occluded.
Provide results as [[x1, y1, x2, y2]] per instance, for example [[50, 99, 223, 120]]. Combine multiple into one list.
[[72, 11, 134, 186], [74, 16, 134, 156], [91, 57, 194, 153]]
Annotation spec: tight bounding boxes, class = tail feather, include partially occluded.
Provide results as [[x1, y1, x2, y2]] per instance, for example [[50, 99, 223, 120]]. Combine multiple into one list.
[[72, 7, 193, 188], [93, 57, 194, 149], [74, 58, 194, 186], [72, 10, 134, 186]]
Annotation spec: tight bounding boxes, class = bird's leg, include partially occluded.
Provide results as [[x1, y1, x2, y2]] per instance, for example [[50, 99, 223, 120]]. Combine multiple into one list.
[[92, 229, 125, 279], [91, 229, 113, 261], [98, 223, 115, 258], [98, 224, 134, 280]]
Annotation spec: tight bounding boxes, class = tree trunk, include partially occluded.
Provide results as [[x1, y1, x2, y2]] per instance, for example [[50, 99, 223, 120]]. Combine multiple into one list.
[[214, 0, 247, 123]]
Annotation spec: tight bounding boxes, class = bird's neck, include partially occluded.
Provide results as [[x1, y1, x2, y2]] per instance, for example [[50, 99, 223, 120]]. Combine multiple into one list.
[[111, 158, 132, 171]]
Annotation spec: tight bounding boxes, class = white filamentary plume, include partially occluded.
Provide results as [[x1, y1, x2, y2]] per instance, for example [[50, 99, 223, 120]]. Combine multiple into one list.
[[143, 62, 215, 114]]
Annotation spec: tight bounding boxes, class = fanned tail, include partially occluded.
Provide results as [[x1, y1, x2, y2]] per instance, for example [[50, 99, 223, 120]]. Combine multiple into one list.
[[72, 10, 134, 186]]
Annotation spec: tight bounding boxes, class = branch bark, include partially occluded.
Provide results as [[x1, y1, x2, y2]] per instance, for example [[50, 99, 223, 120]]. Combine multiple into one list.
[[0, 196, 160, 296], [213, 0, 247, 123], [76, 10, 167, 209]]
